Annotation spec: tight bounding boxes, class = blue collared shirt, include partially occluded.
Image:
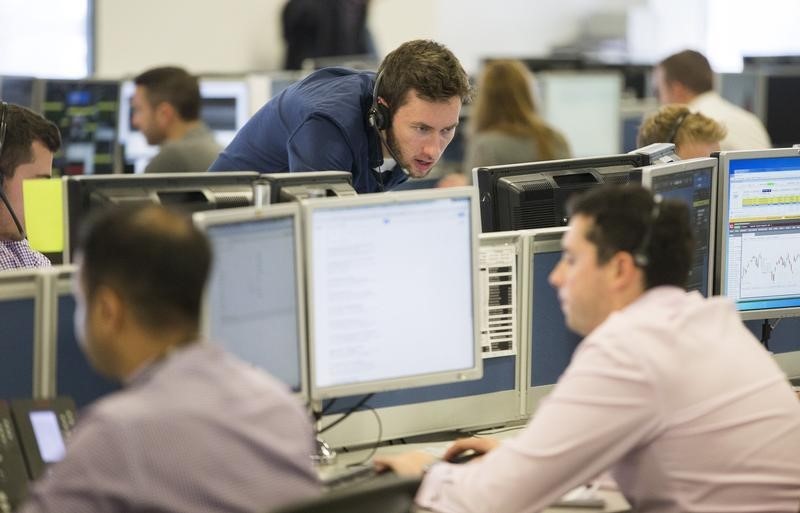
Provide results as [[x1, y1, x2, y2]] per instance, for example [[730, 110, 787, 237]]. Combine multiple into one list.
[[209, 68, 407, 193]]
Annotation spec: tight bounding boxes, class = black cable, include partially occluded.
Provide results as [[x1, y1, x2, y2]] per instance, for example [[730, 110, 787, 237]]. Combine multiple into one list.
[[0, 185, 25, 239], [761, 319, 773, 351], [317, 393, 374, 434], [347, 405, 383, 467]]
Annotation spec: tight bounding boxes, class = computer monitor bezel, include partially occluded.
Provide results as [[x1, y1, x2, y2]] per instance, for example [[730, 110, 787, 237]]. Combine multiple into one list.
[[302, 187, 483, 401], [474, 153, 651, 233], [640, 156, 718, 297], [258, 171, 356, 204], [717, 147, 800, 320], [193, 204, 308, 399], [62, 172, 260, 264]]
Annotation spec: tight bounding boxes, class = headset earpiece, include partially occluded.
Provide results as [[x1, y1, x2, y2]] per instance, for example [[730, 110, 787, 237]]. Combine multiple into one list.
[[367, 72, 390, 131]]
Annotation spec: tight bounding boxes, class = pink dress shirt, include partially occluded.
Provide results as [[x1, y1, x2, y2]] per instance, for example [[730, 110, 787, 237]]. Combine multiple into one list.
[[417, 287, 800, 513]]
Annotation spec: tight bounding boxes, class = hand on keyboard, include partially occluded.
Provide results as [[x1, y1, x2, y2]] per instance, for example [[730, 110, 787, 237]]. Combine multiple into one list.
[[373, 451, 437, 478], [442, 436, 498, 462]]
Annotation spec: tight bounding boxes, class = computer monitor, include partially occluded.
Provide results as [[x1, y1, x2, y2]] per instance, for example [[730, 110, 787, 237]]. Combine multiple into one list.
[[536, 71, 623, 157], [765, 75, 800, 148], [194, 205, 307, 398], [41, 79, 120, 175], [0, 75, 39, 108], [62, 172, 260, 263], [0, 270, 41, 400], [519, 228, 581, 414], [319, 231, 524, 447], [118, 78, 249, 173], [474, 152, 651, 233], [257, 171, 356, 204], [303, 188, 482, 401], [641, 157, 718, 297], [9, 397, 76, 480], [49, 267, 120, 408], [717, 147, 800, 319], [245, 71, 308, 116]]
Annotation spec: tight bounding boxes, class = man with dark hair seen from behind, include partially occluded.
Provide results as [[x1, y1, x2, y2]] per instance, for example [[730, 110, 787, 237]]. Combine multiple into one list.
[[132, 66, 222, 173], [0, 103, 61, 270], [17, 204, 320, 513], [209, 39, 472, 193], [377, 185, 800, 512], [654, 50, 771, 151]]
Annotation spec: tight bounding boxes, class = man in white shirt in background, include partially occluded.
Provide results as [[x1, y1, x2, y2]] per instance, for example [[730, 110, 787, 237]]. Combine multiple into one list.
[[377, 184, 800, 513], [653, 49, 771, 151]]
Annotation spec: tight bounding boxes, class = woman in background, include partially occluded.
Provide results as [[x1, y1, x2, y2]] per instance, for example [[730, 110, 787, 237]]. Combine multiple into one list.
[[460, 59, 570, 181], [637, 104, 726, 159]]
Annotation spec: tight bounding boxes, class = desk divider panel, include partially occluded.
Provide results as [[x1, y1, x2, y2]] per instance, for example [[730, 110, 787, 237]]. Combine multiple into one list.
[[320, 232, 525, 448], [0, 270, 43, 400]]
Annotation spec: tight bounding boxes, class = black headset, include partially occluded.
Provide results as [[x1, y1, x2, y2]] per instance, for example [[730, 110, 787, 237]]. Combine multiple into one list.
[[0, 101, 7, 161], [367, 71, 390, 132], [0, 101, 28, 239], [632, 194, 663, 268]]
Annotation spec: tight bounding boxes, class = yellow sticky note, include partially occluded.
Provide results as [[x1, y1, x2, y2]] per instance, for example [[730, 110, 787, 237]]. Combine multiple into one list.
[[23, 179, 63, 253]]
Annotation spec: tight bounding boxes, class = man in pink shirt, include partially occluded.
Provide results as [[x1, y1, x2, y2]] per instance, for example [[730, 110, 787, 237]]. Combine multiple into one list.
[[377, 185, 800, 513]]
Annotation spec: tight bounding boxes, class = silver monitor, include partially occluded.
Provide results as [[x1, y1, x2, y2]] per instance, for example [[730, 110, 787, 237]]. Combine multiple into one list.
[[717, 147, 800, 320], [303, 187, 482, 400], [194, 204, 308, 398]]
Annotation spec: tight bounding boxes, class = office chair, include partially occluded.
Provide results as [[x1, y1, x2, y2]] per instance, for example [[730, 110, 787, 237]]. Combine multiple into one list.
[[270, 475, 421, 513]]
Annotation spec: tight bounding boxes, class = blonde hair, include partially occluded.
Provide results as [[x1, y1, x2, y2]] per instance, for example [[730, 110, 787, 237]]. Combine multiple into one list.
[[637, 104, 726, 149], [471, 60, 561, 160]]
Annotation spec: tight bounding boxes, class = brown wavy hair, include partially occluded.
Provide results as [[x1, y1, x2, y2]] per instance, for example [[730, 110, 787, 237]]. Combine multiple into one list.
[[471, 60, 561, 160]]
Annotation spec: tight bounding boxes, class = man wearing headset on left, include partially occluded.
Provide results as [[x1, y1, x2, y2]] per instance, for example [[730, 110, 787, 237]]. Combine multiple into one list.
[[0, 102, 61, 271]]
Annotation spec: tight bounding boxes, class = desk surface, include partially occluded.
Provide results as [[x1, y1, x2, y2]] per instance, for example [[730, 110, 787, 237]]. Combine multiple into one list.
[[317, 429, 631, 513]]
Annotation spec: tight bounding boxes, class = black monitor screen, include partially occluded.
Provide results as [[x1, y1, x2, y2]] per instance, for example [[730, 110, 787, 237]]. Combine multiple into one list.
[[766, 75, 800, 148], [649, 166, 714, 296], [42, 80, 120, 175]]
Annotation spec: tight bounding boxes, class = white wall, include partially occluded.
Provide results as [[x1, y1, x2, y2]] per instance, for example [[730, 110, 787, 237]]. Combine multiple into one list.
[[95, 0, 286, 78], [95, 0, 639, 78]]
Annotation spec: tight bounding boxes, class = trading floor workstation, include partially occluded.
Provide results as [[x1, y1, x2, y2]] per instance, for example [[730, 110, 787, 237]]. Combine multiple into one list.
[[3, 144, 800, 511]]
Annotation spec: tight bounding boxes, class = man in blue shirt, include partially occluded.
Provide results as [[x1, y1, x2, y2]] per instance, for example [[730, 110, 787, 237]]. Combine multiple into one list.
[[209, 39, 472, 193]]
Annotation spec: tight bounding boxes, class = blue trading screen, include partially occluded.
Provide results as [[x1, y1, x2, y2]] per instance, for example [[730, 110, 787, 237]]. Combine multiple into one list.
[[723, 156, 800, 313]]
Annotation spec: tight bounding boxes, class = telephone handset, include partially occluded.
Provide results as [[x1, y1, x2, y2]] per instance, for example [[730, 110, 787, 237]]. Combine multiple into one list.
[[0, 401, 30, 513], [0, 397, 77, 512]]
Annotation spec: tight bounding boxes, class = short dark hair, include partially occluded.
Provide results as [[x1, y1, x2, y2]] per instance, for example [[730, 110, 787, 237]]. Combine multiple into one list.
[[376, 39, 472, 117], [567, 185, 694, 290], [0, 103, 61, 180], [77, 204, 211, 331], [134, 66, 201, 121], [658, 50, 713, 95]]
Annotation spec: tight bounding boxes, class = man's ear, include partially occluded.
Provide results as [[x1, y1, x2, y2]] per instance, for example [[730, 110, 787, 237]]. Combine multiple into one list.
[[607, 251, 643, 292], [92, 285, 126, 334], [154, 101, 176, 125]]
